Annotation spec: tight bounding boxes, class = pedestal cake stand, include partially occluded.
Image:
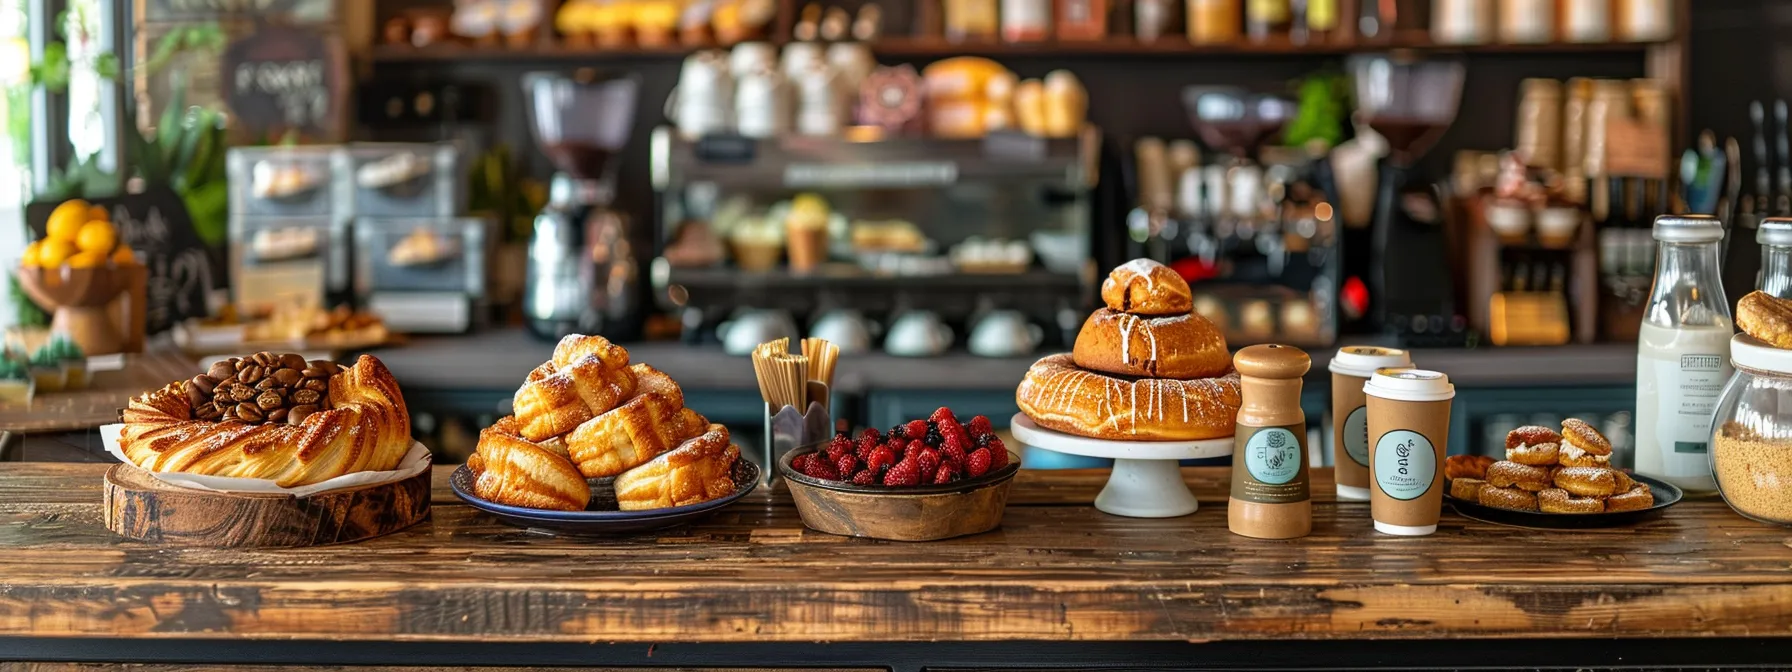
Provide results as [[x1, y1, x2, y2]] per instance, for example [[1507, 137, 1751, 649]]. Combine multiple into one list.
[[1010, 413, 1232, 518]]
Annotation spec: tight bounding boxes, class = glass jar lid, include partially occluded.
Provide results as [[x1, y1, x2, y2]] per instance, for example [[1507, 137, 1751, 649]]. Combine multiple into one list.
[[1731, 333, 1792, 374], [1653, 214, 1725, 243]]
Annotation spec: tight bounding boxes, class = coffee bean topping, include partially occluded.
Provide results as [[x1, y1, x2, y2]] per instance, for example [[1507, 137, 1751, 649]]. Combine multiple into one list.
[[185, 353, 334, 424]]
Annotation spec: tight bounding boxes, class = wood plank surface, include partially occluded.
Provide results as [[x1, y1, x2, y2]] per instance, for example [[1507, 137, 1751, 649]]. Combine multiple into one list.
[[0, 354, 196, 434], [0, 464, 1789, 643]]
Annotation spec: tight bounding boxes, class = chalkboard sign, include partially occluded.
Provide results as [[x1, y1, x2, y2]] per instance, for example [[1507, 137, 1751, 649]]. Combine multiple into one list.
[[143, 0, 334, 23], [26, 188, 214, 335], [221, 24, 346, 142]]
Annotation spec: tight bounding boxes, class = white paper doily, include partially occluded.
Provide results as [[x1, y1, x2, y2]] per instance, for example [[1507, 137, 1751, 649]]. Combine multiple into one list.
[[102, 423, 432, 499]]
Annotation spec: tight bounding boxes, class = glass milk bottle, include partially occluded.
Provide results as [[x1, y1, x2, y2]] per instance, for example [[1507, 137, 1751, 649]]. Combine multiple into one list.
[[1758, 218, 1792, 299], [1635, 215, 1731, 495]]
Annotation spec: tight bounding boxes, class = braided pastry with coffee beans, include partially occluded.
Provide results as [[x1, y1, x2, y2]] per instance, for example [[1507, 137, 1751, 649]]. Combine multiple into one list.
[[120, 354, 412, 487]]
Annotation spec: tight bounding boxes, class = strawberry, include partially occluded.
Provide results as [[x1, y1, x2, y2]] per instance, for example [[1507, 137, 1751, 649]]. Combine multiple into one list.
[[903, 439, 925, 460], [986, 437, 1010, 470], [883, 458, 921, 486], [836, 452, 861, 478], [851, 469, 878, 485], [867, 446, 898, 475], [939, 418, 970, 450], [928, 407, 958, 425], [965, 447, 992, 477], [904, 419, 929, 442], [968, 415, 995, 439], [932, 462, 961, 484], [859, 427, 883, 443], [918, 448, 941, 477]]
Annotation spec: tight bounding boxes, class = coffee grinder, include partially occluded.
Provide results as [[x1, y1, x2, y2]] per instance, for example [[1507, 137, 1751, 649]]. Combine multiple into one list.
[[1349, 55, 1467, 346], [521, 70, 642, 341]]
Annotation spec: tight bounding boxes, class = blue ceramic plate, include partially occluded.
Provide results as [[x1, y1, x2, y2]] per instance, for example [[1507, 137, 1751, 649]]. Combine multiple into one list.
[[1447, 472, 1683, 529], [450, 459, 760, 536]]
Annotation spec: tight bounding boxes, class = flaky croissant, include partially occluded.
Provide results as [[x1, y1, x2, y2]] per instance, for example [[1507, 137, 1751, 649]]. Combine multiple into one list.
[[471, 416, 591, 512], [613, 424, 739, 510], [119, 355, 413, 487]]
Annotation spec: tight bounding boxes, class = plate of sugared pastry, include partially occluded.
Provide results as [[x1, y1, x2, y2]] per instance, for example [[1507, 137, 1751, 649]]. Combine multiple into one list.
[[1445, 420, 1682, 529], [449, 335, 760, 535]]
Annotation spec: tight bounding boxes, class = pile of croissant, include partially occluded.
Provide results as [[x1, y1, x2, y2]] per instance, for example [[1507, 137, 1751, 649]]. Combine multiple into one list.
[[1447, 419, 1654, 514], [470, 334, 741, 512]]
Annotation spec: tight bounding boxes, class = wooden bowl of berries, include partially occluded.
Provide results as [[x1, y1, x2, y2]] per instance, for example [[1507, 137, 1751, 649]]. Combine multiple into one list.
[[779, 408, 1020, 542]]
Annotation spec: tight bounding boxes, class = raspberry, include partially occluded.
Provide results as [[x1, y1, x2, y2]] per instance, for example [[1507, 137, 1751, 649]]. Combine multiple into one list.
[[903, 440, 925, 460], [966, 447, 992, 477], [806, 458, 840, 481], [928, 407, 958, 425], [940, 418, 969, 447], [987, 437, 1010, 469], [968, 415, 995, 439], [941, 434, 969, 465], [851, 469, 878, 485], [792, 453, 817, 473], [883, 459, 921, 486], [867, 446, 898, 475], [827, 434, 854, 456], [859, 428, 883, 443], [932, 463, 961, 484], [918, 448, 941, 477], [904, 420, 929, 441], [855, 438, 878, 462], [856, 435, 880, 458]]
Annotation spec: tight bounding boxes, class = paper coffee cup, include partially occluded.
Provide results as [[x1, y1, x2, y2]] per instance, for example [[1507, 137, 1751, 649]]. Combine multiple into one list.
[[1364, 368, 1455, 536], [1329, 346, 1412, 502]]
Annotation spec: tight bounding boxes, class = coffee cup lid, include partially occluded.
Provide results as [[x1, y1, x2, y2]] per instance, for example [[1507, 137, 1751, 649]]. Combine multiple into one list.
[[1329, 346, 1413, 377], [1363, 368, 1455, 402]]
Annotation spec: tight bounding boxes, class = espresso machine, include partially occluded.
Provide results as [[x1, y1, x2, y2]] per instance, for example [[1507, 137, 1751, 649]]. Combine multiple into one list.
[[1349, 54, 1467, 346], [522, 70, 642, 341]]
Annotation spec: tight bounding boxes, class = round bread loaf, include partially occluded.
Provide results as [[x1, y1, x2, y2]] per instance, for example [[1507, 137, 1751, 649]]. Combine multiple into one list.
[[1016, 353, 1241, 441], [1102, 259, 1193, 316], [1072, 308, 1231, 380]]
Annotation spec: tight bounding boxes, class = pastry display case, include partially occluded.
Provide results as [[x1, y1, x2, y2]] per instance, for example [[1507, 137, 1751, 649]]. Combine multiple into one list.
[[228, 217, 348, 315], [354, 217, 493, 333], [341, 142, 466, 218], [228, 146, 343, 219], [650, 128, 1098, 352]]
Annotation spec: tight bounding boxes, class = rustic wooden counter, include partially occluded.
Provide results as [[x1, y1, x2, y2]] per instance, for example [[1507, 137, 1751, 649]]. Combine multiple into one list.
[[0, 353, 195, 435], [1, 464, 1789, 669]]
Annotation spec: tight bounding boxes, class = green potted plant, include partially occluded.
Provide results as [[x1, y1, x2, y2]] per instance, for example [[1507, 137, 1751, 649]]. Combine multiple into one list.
[[28, 342, 66, 393], [0, 356, 34, 407], [51, 334, 88, 389]]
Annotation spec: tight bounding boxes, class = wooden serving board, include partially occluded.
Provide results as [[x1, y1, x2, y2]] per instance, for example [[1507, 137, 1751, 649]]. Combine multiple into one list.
[[102, 463, 430, 547]]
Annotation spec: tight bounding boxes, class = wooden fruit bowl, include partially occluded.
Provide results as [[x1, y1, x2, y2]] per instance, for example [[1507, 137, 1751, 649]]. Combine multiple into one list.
[[778, 445, 1021, 542], [15, 263, 145, 355]]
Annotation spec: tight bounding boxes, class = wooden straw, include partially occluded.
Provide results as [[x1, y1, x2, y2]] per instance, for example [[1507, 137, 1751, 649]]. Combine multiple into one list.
[[802, 337, 839, 388]]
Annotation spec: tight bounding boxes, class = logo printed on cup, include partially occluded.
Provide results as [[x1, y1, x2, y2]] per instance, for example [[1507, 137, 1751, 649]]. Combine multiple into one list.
[[1246, 427, 1303, 485], [1344, 405, 1370, 467], [1373, 429, 1437, 501]]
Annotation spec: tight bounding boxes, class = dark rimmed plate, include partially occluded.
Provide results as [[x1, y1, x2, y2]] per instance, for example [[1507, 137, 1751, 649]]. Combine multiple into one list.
[[1447, 473, 1684, 529], [450, 459, 760, 536], [776, 445, 1021, 495]]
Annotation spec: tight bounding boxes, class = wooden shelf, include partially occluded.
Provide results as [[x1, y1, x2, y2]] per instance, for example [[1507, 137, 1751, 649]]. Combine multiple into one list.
[[369, 36, 1673, 64]]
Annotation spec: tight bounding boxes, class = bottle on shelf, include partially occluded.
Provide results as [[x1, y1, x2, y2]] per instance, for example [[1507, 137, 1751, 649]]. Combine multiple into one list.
[[1635, 215, 1730, 496], [945, 0, 1000, 41], [1303, 0, 1344, 42], [1002, 0, 1053, 41], [1245, 0, 1290, 42], [1560, 0, 1611, 43], [1135, 0, 1178, 41], [1430, 0, 1492, 45], [1617, 0, 1673, 42], [1499, 0, 1555, 43], [1057, 0, 1110, 39], [1187, 0, 1242, 43]]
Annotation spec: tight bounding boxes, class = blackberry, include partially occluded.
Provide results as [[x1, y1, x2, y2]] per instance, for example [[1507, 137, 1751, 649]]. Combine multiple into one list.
[[890, 424, 908, 440], [924, 420, 944, 447], [975, 433, 994, 448]]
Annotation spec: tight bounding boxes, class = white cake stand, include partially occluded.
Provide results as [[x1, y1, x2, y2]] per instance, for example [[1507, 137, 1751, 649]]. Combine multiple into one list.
[[1009, 413, 1233, 518]]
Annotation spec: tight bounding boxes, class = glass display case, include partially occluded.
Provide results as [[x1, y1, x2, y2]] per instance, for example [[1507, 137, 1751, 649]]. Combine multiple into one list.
[[353, 217, 491, 333], [340, 142, 465, 219], [229, 217, 344, 314], [227, 146, 342, 219], [649, 128, 1098, 353]]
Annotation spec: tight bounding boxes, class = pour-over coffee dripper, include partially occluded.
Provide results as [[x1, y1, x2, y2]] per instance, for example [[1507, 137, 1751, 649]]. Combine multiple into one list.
[[1348, 54, 1467, 341], [521, 71, 644, 341]]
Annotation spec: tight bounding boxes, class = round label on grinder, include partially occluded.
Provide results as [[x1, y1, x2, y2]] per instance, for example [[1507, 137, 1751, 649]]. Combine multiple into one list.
[[1245, 427, 1303, 485], [1374, 430, 1437, 501]]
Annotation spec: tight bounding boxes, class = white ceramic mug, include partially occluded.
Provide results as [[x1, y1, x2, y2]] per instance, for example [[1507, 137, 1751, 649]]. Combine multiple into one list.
[[729, 41, 778, 79], [809, 309, 876, 354], [968, 310, 1044, 358], [884, 311, 954, 357], [734, 66, 789, 139], [717, 309, 798, 356]]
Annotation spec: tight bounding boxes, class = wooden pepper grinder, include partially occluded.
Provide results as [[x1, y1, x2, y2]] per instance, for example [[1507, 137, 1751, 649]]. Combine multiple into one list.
[[1228, 344, 1313, 539]]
